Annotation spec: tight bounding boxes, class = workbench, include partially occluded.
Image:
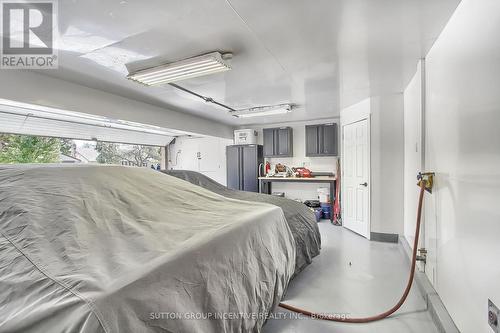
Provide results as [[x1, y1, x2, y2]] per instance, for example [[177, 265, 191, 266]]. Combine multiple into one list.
[[258, 176, 337, 221]]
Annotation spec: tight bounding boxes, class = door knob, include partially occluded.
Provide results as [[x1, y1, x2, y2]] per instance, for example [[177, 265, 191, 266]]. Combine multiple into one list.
[[360, 182, 368, 187]]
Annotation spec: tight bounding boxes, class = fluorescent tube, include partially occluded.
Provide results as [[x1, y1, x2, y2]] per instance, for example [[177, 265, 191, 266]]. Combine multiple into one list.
[[231, 104, 293, 118], [127, 52, 232, 85]]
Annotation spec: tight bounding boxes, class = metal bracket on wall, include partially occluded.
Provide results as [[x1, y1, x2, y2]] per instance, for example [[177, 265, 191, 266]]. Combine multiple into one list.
[[417, 172, 435, 193], [416, 248, 427, 264]]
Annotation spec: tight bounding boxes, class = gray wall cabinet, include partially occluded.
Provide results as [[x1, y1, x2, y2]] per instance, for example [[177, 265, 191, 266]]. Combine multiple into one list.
[[305, 123, 338, 156], [263, 127, 293, 157], [226, 144, 263, 192]]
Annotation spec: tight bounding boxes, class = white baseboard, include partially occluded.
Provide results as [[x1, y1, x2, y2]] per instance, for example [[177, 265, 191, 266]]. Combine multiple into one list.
[[399, 236, 460, 333]]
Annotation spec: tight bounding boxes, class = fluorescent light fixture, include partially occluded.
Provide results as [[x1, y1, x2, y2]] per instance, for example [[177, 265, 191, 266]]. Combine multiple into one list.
[[230, 104, 293, 118], [127, 52, 232, 85]]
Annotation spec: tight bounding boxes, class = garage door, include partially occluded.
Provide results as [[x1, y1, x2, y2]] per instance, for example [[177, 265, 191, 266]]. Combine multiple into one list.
[[0, 99, 178, 146]]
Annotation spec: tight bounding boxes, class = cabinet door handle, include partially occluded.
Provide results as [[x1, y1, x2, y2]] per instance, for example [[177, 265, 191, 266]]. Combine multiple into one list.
[[360, 182, 368, 187]]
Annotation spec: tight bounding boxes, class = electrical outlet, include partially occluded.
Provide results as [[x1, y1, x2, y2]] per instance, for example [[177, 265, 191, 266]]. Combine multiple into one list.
[[489, 299, 499, 333]]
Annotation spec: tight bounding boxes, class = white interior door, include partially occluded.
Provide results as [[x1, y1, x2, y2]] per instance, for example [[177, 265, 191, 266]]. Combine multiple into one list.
[[342, 118, 370, 238], [178, 139, 199, 170], [198, 137, 227, 185]]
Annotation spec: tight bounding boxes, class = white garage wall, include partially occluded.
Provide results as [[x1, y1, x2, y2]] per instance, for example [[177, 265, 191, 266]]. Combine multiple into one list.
[[0, 70, 234, 139], [243, 119, 339, 201], [168, 135, 233, 185], [419, 0, 500, 331], [340, 96, 405, 235], [403, 60, 423, 248], [369, 95, 405, 235]]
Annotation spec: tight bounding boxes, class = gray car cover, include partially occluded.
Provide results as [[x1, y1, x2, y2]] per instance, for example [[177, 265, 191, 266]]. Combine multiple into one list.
[[0, 165, 296, 333], [163, 170, 321, 275]]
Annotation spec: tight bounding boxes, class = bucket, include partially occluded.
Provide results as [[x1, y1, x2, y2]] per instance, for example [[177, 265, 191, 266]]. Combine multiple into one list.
[[317, 187, 330, 203]]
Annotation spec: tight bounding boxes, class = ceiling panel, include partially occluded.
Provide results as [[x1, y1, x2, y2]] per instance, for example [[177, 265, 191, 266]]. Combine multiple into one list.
[[33, 0, 460, 126]]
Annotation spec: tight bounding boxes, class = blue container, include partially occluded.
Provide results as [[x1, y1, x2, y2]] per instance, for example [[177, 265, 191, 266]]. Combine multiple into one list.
[[314, 208, 323, 222], [321, 203, 331, 212], [321, 203, 332, 220]]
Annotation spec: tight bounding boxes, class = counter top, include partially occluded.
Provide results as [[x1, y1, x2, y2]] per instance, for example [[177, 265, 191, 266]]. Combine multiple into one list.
[[258, 176, 336, 181]]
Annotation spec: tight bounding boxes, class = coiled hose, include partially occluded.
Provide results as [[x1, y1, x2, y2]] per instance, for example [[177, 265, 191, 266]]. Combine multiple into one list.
[[278, 181, 427, 323]]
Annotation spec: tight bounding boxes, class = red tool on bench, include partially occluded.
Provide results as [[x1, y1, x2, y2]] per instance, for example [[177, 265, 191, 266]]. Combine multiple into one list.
[[293, 167, 312, 178]]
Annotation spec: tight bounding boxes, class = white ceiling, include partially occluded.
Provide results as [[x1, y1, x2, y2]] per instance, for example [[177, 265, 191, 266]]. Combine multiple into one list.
[[37, 0, 459, 126]]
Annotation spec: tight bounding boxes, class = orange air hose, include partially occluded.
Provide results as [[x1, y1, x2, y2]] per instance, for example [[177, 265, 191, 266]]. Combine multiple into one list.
[[279, 181, 427, 323]]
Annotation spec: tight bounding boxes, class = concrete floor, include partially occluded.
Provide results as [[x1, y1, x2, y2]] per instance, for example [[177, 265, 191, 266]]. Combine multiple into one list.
[[264, 222, 438, 333]]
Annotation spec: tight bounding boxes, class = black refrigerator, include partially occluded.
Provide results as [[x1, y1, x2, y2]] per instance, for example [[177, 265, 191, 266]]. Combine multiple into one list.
[[226, 144, 263, 192]]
